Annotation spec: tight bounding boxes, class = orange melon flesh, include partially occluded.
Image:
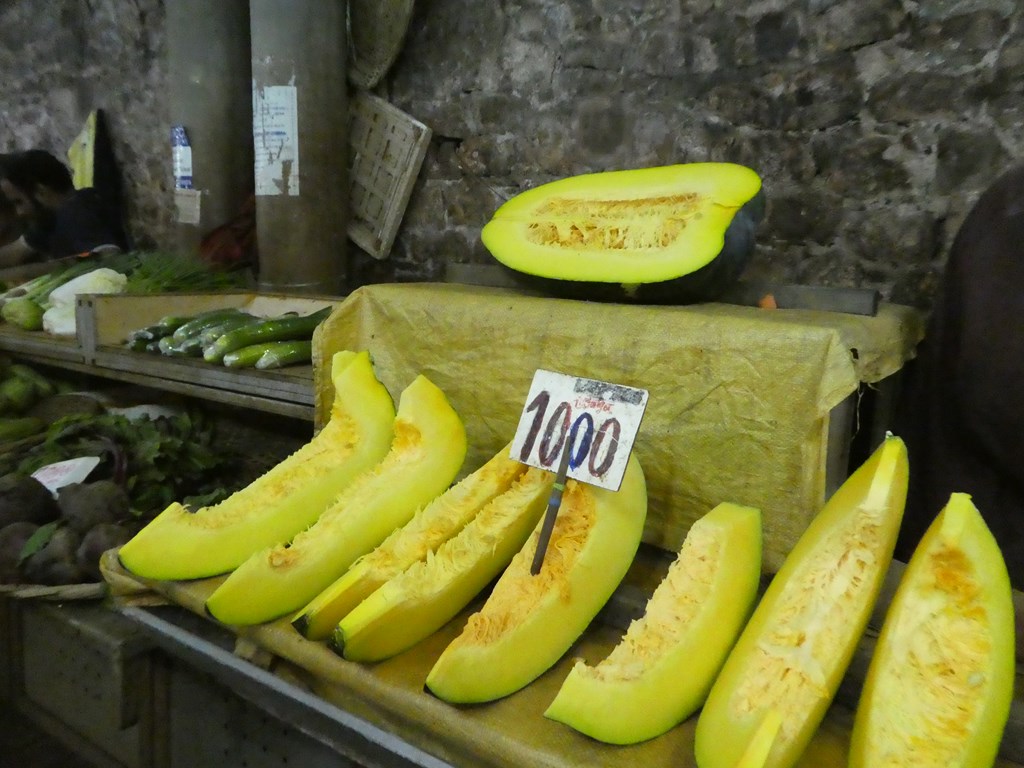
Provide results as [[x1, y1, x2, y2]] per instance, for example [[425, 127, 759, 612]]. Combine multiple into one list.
[[331, 466, 554, 662], [293, 442, 526, 641], [694, 434, 909, 768], [425, 452, 648, 704], [117, 350, 396, 580], [544, 501, 762, 745], [849, 492, 1015, 768]]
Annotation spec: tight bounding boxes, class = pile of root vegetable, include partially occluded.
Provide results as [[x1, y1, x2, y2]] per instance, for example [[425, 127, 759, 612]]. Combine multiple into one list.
[[0, 360, 247, 587]]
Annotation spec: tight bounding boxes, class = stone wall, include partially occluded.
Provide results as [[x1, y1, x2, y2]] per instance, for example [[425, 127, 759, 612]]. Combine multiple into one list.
[[2, 0, 1022, 308], [379, 0, 1024, 307], [0, 0, 172, 250]]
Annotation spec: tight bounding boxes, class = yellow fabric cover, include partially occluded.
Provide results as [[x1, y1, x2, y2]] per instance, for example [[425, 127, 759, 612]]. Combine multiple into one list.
[[312, 283, 924, 571]]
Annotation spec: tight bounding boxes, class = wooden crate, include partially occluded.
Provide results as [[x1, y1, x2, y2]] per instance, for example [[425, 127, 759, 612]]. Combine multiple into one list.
[[10, 599, 154, 768], [73, 292, 341, 418]]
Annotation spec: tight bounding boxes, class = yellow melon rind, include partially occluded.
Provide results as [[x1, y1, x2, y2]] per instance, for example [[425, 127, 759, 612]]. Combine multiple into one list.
[[204, 374, 467, 626], [332, 466, 554, 662], [117, 350, 395, 581], [544, 501, 762, 745], [849, 492, 1015, 768], [694, 434, 909, 768], [425, 452, 648, 704]]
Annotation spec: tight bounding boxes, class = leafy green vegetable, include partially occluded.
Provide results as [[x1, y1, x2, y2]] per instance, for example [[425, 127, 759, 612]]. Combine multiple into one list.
[[3, 250, 247, 308], [122, 251, 247, 294], [1, 296, 44, 330], [1, 409, 238, 517], [18, 520, 59, 564]]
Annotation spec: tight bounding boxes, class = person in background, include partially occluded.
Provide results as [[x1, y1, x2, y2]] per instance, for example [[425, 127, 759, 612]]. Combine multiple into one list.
[[0, 149, 127, 267], [0, 155, 24, 252], [893, 161, 1024, 596], [0, 193, 22, 254]]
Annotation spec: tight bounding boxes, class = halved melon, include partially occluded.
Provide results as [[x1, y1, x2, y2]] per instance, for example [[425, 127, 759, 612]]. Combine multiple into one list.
[[544, 501, 762, 745], [849, 492, 1015, 768], [293, 442, 527, 641], [117, 350, 395, 580], [694, 434, 909, 768], [425, 452, 648, 704], [205, 374, 467, 626], [482, 163, 765, 304], [331, 466, 555, 661]]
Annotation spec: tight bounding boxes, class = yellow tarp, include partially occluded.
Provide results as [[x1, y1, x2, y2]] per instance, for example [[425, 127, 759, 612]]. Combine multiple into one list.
[[312, 282, 924, 571]]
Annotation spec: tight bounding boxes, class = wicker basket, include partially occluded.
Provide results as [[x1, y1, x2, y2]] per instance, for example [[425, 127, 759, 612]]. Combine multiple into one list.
[[347, 0, 415, 89], [348, 91, 431, 260]]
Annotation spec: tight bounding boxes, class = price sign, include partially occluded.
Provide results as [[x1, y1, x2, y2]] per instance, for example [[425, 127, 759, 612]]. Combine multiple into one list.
[[31, 456, 102, 496], [511, 369, 649, 492]]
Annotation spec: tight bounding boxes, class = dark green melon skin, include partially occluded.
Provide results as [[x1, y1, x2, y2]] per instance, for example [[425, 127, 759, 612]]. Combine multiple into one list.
[[500, 190, 766, 306]]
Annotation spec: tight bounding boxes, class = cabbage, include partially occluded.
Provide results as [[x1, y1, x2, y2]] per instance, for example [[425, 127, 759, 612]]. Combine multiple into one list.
[[41, 304, 77, 337], [47, 268, 127, 307], [1, 297, 45, 331], [43, 268, 127, 337]]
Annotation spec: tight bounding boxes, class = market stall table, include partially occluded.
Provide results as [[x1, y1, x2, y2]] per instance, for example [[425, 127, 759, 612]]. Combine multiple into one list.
[[90, 281, 1024, 767], [100, 552, 1023, 768]]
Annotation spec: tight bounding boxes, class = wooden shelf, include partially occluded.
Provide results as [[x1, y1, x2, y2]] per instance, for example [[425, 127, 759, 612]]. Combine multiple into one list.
[[0, 327, 316, 421]]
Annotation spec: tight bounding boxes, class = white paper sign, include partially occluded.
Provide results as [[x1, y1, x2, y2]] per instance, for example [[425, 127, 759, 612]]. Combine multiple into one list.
[[174, 188, 202, 225], [253, 83, 300, 196], [31, 456, 102, 496], [510, 370, 649, 491]]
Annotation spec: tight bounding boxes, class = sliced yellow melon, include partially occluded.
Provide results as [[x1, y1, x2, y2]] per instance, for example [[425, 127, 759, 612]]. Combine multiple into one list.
[[205, 374, 467, 626], [544, 501, 762, 744], [425, 452, 648, 704], [735, 710, 783, 768], [117, 350, 395, 580], [293, 443, 526, 640], [331, 466, 555, 661], [849, 492, 1015, 768], [694, 434, 909, 768]]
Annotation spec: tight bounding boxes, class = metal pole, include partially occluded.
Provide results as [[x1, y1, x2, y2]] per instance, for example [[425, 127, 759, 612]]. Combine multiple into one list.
[[250, 0, 349, 295]]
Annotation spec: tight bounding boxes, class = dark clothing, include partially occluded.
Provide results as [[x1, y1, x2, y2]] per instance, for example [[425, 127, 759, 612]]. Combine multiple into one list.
[[893, 163, 1024, 588], [24, 187, 127, 259]]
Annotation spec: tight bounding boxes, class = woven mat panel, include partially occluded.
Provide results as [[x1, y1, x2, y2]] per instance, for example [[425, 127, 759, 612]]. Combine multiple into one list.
[[348, 91, 431, 260], [347, 0, 415, 89]]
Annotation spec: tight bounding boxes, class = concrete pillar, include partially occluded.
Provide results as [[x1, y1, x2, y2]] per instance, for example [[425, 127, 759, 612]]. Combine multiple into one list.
[[250, 0, 348, 295], [165, 0, 253, 254]]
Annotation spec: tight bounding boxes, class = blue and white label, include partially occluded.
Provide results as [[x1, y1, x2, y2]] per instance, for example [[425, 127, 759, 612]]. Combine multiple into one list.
[[170, 124, 193, 189]]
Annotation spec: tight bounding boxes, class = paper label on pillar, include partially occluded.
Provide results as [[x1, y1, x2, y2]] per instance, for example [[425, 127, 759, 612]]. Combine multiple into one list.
[[253, 83, 300, 196], [174, 188, 202, 225]]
